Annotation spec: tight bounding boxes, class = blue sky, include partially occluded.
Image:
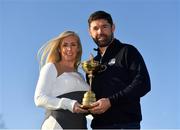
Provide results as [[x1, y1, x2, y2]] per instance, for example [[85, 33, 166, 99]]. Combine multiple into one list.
[[0, 0, 179, 129]]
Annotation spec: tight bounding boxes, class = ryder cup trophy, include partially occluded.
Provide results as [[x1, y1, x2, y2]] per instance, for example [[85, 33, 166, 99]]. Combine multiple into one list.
[[80, 54, 106, 109]]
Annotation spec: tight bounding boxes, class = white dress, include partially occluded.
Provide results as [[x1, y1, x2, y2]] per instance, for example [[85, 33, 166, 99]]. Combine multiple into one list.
[[34, 63, 89, 129]]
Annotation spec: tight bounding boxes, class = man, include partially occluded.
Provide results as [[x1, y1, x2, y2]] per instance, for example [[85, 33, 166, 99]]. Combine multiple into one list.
[[87, 10, 151, 129]]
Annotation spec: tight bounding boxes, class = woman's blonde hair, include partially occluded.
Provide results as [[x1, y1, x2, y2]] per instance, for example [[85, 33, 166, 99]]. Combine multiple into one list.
[[37, 31, 82, 70]]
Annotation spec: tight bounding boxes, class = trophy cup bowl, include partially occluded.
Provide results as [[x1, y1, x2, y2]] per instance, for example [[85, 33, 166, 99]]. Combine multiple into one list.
[[81, 60, 101, 74]]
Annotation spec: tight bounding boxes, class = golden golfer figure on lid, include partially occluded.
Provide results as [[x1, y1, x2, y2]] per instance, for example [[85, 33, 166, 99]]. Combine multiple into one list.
[[80, 54, 107, 109]]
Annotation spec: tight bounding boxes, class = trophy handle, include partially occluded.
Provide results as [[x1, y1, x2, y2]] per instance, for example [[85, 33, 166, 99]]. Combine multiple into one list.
[[98, 65, 107, 73]]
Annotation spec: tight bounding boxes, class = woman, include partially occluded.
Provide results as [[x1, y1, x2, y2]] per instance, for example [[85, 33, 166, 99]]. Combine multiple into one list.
[[34, 31, 89, 129]]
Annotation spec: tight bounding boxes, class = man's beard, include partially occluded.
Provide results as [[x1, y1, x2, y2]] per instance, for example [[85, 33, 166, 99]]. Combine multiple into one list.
[[92, 33, 114, 48]]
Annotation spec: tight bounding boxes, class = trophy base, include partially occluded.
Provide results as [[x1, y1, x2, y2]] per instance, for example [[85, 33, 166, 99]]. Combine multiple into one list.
[[81, 91, 96, 109], [80, 104, 93, 109]]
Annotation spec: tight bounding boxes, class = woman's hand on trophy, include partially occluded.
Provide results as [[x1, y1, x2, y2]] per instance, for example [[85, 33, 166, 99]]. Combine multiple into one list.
[[73, 102, 89, 113], [89, 98, 111, 114]]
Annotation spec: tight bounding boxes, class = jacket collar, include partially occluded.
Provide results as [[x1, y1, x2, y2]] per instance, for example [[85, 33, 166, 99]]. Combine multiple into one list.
[[94, 38, 123, 63]]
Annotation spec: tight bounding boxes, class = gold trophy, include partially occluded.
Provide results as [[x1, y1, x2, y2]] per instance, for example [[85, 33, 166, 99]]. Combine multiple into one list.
[[80, 54, 106, 109]]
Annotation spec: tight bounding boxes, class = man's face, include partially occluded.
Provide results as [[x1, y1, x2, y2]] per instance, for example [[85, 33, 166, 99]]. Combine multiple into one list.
[[89, 19, 115, 47]]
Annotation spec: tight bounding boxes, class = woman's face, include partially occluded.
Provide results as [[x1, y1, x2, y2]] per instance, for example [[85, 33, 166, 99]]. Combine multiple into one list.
[[60, 35, 79, 62]]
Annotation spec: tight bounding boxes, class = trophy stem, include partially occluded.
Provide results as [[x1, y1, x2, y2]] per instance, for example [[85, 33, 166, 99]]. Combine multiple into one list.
[[88, 73, 93, 91]]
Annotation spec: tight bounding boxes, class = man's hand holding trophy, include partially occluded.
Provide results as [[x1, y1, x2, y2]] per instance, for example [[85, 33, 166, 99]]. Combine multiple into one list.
[[80, 54, 106, 109]]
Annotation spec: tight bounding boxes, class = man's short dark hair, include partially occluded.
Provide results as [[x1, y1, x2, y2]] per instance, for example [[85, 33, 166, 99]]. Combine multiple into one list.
[[88, 10, 113, 27]]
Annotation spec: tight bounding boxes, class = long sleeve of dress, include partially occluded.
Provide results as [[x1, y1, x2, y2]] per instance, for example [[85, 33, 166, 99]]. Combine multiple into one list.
[[34, 63, 76, 112]]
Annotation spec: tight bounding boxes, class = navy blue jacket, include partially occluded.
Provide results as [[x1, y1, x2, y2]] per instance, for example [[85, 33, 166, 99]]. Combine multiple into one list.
[[90, 39, 151, 128]]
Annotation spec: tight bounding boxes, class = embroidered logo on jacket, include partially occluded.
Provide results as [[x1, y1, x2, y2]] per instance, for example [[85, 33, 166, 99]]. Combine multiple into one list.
[[108, 58, 116, 66]]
